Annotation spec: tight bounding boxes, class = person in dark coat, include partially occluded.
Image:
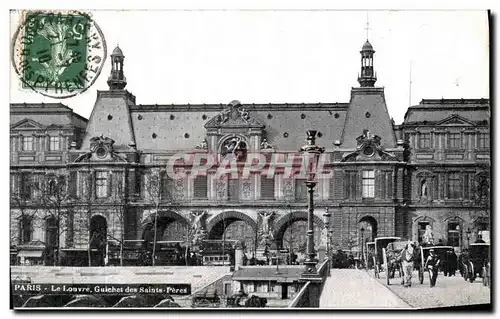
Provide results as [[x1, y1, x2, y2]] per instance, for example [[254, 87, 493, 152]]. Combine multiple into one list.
[[425, 249, 441, 287]]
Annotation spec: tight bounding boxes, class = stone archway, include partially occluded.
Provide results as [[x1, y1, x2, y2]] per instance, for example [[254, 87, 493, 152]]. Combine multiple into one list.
[[358, 215, 378, 243], [141, 210, 190, 243], [357, 216, 378, 259], [206, 211, 258, 253], [273, 211, 324, 251]]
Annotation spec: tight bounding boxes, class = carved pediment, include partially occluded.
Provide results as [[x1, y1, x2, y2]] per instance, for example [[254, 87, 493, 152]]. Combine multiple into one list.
[[205, 100, 264, 129], [74, 134, 127, 163], [11, 118, 45, 130], [341, 129, 399, 162], [435, 114, 476, 127], [415, 170, 436, 178]]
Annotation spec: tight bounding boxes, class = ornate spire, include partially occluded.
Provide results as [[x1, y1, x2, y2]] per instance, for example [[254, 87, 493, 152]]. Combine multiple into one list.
[[107, 45, 127, 90], [358, 15, 377, 87], [357, 39, 377, 87]]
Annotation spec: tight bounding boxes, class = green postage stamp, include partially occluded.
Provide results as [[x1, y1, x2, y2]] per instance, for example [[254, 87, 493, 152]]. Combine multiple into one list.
[[11, 11, 107, 98]]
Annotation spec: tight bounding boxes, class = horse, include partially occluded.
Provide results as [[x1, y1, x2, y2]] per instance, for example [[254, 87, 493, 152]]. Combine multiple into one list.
[[386, 242, 421, 285]]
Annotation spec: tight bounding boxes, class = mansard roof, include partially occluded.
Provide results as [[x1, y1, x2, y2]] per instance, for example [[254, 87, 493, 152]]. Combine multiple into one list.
[[10, 103, 88, 129], [129, 102, 349, 151], [403, 98, 489, 124]]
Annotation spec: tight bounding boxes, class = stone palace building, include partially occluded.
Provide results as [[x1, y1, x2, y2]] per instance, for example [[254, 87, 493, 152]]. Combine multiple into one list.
[[10, 38, 490, 265]]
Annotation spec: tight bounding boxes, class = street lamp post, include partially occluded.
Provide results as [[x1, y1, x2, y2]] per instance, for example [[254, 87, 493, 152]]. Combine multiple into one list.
[[323, 208, 331, 264], [466, 227, 471, 248], [299, 130, 325, 276], [360, 227, 365, 269]]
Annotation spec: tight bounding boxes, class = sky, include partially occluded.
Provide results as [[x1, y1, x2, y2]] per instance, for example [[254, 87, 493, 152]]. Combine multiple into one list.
[[9, 10, 489, 124]]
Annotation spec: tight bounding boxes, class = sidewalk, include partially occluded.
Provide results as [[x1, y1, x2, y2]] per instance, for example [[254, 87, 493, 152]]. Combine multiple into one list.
[[319, 269, 411, 309]]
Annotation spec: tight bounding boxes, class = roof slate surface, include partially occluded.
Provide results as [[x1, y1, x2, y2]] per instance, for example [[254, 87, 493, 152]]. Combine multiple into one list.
[[130, 104, 348, 151], [404, 99, 490, 123]]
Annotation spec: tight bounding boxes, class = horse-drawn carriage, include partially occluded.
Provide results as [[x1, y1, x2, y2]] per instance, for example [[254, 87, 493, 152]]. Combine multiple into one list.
[[461, 243, 490, 285], [372, 236, 401, 282]]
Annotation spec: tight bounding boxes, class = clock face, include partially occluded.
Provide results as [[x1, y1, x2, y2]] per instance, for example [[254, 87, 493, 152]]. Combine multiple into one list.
[[96, 146, 107, 158], [363, 145, 375, 157]]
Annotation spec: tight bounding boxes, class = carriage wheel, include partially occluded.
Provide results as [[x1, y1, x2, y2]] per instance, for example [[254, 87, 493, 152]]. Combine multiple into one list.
[[419, 268, 424, 284], [383, 249, 390, 285], [463, 265, 468, 281]]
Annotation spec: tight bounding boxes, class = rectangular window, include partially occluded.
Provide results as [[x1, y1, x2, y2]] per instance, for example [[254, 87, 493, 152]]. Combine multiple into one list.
[[22, 136, 33, 151], [447, 222, 460, 247], [160, 173, 173, 200], [45, 218, 58, 247], [419, 133, 431, 149], [448, 133, 461, 149], [478, 133, 489, 149], [193, 175, 208, 199], [95, 171, 108, 198], [20, 216, 32, 244], [224, 283, 231, 295], [49, 136, 60, 151], [228, 178, 239, 201], [417, 221, 430, 244], [448, 173, 462, 199], [20, 173, 32, 199], [295, 179, 308, 200], [362, 170, 375, 198], [261, 177, 275, 200]]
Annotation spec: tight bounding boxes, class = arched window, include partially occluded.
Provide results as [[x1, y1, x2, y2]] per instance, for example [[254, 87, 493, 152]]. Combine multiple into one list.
[[447, 222, 460, 247], [48, 179, 57, 196], [46, 217, 58, 247], [417, 221, 431, 244]]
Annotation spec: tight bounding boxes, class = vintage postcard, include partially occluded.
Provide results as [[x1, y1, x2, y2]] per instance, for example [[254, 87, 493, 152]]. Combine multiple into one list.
[[9, 9, 491, 309]]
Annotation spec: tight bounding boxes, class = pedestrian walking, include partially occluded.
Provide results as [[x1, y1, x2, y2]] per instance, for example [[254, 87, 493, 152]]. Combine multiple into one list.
[[425, 249, 441, 287], [401, 241, 415, 287]]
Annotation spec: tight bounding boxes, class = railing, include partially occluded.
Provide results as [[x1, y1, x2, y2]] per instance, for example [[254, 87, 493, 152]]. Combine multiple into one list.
[[288, 258, 330, 308], [288, 281, 311, 307]]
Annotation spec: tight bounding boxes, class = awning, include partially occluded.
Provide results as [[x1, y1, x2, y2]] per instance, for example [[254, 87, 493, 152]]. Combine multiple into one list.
[[17, 250, 43, 258]]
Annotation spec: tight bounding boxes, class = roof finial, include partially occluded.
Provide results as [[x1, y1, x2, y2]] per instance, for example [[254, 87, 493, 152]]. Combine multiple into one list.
[[365, 13, 370, 41]]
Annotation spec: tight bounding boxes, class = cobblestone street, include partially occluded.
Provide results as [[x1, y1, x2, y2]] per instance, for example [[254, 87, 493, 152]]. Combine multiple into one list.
[[374, 270, 491, 309]]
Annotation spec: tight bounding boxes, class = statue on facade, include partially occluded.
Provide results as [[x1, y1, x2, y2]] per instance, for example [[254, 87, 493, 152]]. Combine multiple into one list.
[[195, 138, 208, 150], [421, 180, 428, 197], [221, 135, 247, 160], [422, 224, 434, 246], [363, 129, 372, 140], [216, 108, 231, 124], [258, 211, 274, 246], [240, 108, 250, 123], [259, 211, 274, 236], [191, 211, 206, 234], [260, 138, 273, 150]]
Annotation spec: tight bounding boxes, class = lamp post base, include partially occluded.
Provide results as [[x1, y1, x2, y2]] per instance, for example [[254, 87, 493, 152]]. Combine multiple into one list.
[[302, 259, 318, 276]]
